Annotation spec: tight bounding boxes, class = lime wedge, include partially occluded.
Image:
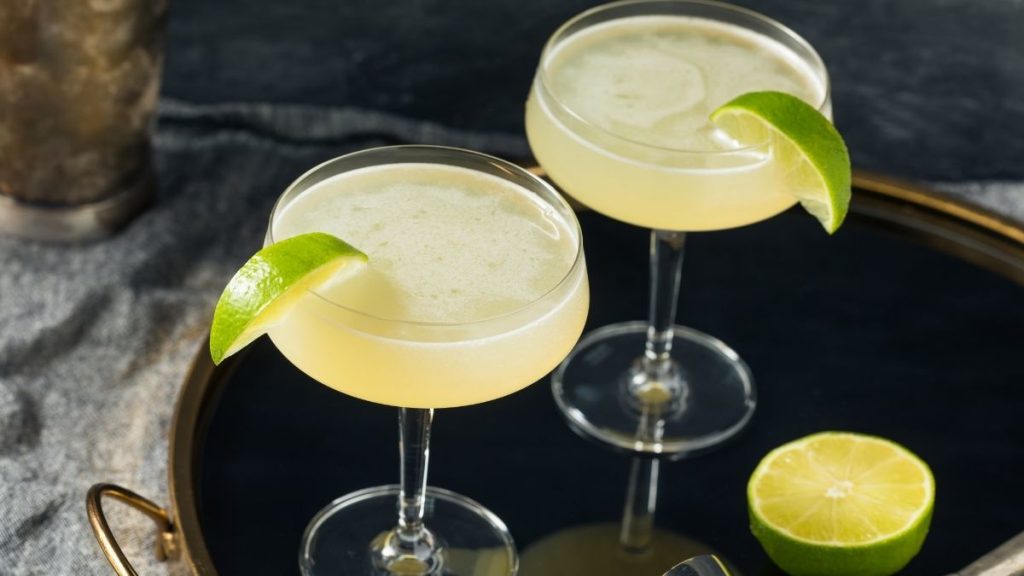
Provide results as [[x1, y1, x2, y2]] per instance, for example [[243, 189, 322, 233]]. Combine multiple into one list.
[[748, 432, 935, 576], [209, 232, 367, 364], [711, 91, 851, 233]]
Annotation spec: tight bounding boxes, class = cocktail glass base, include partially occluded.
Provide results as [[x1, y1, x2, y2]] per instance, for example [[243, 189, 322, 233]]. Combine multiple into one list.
[[300, 485, 517, 576], [552, 321, 755, 460]]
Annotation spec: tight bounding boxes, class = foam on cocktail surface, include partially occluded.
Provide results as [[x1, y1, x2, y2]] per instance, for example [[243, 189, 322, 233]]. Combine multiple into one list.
[[273, 164, 576, 324], [545, 16, 824, 151]]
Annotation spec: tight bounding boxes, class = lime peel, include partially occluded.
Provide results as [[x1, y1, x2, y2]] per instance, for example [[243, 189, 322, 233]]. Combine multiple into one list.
[[748, 431, 934, 576], [711, 91, 851, 234], [210, 232, 367, 364]]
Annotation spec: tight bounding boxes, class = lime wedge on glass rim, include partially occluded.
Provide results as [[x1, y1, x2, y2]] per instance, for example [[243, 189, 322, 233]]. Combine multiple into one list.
[[209, 232, 367, 364], [711, 91, 851, 234], [748, 432, 935, 576]]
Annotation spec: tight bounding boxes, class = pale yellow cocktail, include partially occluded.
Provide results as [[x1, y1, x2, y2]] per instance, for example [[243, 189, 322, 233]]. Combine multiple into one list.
[[526, 14, 828, 231], [211, 147, 587, 574], [267, 162, 588, 408], [529, 0, 835, 462]]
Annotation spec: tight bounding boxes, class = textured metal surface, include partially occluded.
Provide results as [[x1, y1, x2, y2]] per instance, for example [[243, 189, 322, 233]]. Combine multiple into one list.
[[0, 170, 154, 242], [0, 0, 165, 203], [0, 0, 166, 230]]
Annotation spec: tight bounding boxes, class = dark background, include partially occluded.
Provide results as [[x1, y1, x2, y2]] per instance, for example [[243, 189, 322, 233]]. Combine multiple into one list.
[[162, 0, 1024, 182]]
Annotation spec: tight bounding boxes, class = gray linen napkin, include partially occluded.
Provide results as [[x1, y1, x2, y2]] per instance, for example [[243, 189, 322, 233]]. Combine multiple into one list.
[[0, 99, 1021, 575], [933, 180, 1024, 224]]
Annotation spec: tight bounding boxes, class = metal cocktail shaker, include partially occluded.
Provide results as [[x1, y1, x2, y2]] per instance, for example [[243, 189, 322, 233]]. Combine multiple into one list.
[[0, 0, 168, 241]]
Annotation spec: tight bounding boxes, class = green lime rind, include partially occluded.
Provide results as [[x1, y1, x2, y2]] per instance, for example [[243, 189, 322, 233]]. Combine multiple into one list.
[[209, 232, 367, 365], [711, 91, 852, 234], [747, 432, 935, 576], [750, 506, 932, 576]]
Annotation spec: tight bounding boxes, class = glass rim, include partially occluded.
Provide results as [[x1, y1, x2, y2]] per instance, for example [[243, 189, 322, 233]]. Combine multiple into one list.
[[267, 144, 586, 329], [534, 0, 832, 156]]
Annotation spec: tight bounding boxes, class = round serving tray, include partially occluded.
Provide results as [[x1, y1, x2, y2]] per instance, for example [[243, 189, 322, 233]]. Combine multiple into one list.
[[89, 171, 1024, 575]]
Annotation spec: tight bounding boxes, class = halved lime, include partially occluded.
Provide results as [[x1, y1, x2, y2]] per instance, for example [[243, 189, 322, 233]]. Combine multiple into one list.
[[711, 91, 851, 233], [209, 232, 367, 364], [748, 431, 934, 576]]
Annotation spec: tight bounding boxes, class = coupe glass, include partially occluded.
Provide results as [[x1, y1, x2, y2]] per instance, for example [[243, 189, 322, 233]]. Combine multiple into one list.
[[526, 0, 830, 457], [265, 146, 589, 575]]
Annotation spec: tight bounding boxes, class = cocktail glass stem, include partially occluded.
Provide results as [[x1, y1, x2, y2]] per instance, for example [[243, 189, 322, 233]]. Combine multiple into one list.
[[620, 230, 684, 553], [399, 407, 432, 537], [372, 407, 443, 574], [630, 229, 687, 405]]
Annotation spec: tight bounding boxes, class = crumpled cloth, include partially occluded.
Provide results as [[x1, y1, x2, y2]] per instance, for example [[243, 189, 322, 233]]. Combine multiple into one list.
[[0, 99, 1021, 575], [932, 180, 1024, 225]]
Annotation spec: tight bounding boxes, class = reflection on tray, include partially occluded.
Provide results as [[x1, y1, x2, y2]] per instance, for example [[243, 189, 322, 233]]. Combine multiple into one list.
[[520, 523, 732, 576]]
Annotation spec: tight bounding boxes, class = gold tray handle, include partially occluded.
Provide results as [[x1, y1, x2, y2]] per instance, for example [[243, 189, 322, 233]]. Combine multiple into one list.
[[86, 483, 180, 575]]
